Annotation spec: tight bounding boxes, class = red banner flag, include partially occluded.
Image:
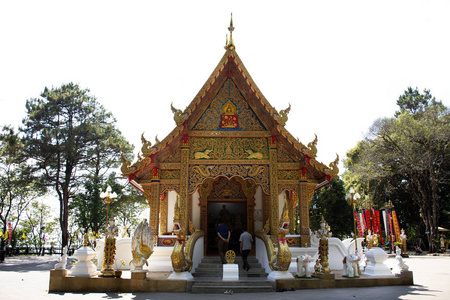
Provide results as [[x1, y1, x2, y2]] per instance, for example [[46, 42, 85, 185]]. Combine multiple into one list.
[[373, 210, 384, 244], [8, 222, 12, 243], [365, 210, 372, 233]]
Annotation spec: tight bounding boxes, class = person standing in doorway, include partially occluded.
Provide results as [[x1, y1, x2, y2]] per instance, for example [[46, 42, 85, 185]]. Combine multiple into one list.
[[217, 219, 231, 264], [239, 227, 253, 271]]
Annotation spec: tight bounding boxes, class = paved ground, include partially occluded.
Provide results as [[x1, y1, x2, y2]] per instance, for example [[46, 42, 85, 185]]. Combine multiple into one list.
[[0, 254, 449, 300]]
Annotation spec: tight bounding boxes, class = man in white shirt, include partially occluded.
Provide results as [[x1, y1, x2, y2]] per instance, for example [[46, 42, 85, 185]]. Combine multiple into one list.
[[239, 227, 253, 271]]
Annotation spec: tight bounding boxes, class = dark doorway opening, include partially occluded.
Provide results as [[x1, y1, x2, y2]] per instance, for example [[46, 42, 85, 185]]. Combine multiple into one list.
[[207, 202, 247, 255]]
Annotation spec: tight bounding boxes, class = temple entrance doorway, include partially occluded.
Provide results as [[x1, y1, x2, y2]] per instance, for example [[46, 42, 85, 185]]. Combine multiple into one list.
[[207, 202, 247, 255], [200, 176, 256, 255]]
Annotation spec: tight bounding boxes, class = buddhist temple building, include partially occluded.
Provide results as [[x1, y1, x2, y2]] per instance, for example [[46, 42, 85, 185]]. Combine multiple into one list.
[[121, 16, 339, 254]]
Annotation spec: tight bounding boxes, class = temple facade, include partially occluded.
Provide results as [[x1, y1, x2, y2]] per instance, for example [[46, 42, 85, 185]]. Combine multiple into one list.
[[121, 19, 338, 254]]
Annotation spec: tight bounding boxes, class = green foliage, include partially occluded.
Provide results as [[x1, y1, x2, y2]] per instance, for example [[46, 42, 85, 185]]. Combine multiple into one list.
[[21, 83, 133, 247], [70, 172, 147, 236], [309, 178, 353, 238], [344, 88, 450, 252], [0, 126, 45, 249], [19, 200, 57, 250]]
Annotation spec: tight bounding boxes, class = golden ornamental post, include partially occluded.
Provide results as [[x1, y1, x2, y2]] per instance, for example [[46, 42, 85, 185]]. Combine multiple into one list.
[[346, 187, 361, 275], [99, 186, 118, 277]]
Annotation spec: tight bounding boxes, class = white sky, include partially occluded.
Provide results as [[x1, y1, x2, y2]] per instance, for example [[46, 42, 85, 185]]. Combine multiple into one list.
[[1, 0, 449, 174]]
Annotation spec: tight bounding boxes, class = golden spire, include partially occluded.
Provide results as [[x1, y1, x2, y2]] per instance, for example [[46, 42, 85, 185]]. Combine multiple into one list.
[[225, 13, 235, 50]]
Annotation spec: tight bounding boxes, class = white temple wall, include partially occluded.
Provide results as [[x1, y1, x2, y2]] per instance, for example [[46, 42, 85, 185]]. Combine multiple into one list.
[[167, 190, 177, 232], [191, 189, 200, 230], [254, 186, 263, 232], [278, 193, 285, 220]]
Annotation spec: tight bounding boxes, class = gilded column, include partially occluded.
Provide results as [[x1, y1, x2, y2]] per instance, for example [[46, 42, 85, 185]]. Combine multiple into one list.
[[298, 182, 316, 247], [269, 136, 279, 241], [288, 192, 299, 235], [143, 169, 160, 242], [180, 138, 190, 231], [159, 191, 168, 234]]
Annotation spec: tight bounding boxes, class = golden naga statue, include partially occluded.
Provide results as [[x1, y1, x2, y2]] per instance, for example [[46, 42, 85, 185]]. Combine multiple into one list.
[[170, 198, 204, 273], [120, 153, 137, 176], [130, 219, 154, 270], [170, 103, 190, 126], [303, 134, 318, 158], [255, 198, 292, 271], [273, 103, 291, 126]]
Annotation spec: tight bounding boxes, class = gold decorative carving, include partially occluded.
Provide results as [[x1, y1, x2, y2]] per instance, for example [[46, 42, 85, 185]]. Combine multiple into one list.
[[324, 154, 339, 177], [160, 170, 180, 180], [303, 134, 318, 159], [141, 133, 159, 157], [188, 164, 269, 195], [160, 163, 181, 170], [190, 137, 268, 161], [159, 192, 168, 234], [278, 170, 299, 181], [189, 131, 271, 138], [246, 149, 263, 159], [120, 153, 136, 176], [171, 103, 190, 125], [194, 149, 213, 159], [298, 182, 317, 247], [192, 78, 265, 131], [273, 103, 291, 126], [278, 163, 301, 170]]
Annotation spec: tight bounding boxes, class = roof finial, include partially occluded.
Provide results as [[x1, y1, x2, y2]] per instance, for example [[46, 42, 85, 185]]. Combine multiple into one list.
[[225, 13, 235, 50]]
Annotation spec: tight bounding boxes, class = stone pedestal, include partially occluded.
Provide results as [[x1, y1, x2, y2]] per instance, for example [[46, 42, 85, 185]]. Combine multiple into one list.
[[168, 271, 194, 281], [69, 246, 98, 277], [51, 269, 68, 277], [222, 264, 239, 281], [363, 247, 393, 277], [267, 270, 294, 281], [131, 271, 147, 280], [318, 273, 335, 280]]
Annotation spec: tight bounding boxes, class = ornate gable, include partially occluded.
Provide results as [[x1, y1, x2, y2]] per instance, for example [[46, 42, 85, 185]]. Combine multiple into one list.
[[192, 78, 266, 132]]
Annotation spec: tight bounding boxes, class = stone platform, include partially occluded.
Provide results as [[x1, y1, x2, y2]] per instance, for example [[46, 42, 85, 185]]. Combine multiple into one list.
[[49, 269, 413, 293]]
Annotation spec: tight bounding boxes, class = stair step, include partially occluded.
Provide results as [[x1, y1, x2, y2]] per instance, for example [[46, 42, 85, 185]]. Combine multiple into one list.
[[189, 279, 275, 293]]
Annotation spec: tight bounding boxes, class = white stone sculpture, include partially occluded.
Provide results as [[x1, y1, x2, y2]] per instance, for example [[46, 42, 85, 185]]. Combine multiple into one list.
[[130, 219, 154, 271], [69, 235, 97, 277], [342, 252, 360, 278], [296, 253, 312, 277], [54, 245, 68, 270], [393, 246, 409, 273]]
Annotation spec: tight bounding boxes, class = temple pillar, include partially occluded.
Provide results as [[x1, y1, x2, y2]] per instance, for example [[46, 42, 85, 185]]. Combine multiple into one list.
[[269, 136, 279, 241], [159, 191, 168, 235], [288, 191, 299, 235], [298, 182, 316, 247], [143, 168, 161, 242], [180, 138, 190, 231]]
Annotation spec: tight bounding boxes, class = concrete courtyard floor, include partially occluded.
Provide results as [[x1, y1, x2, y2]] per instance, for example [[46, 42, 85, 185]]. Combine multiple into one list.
[[1, 254, 449, 300]]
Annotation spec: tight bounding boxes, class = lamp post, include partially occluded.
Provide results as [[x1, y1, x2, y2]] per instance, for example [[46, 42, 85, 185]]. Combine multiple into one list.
[[100, 186, 117, 225]]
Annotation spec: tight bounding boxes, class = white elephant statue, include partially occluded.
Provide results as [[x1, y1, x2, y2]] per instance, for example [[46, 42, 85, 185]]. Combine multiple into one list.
[[342, 252, 360, 277], [296, 253, 312, 277]]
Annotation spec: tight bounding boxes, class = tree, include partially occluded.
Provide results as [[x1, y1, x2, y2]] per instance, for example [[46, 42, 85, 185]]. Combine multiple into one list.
[[19, 200, 56, 251], [0, 126, 44, 250], [344, 88, 450, 252], [21, 83, 133, 248], [309, 178, 353, 239]]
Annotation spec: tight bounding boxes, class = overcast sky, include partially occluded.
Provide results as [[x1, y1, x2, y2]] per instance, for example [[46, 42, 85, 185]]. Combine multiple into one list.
[[1, 0, 449, 174]]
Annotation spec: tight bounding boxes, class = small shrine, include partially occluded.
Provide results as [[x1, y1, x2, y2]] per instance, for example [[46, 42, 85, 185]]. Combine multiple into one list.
[[120, 16, 339, 253]]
